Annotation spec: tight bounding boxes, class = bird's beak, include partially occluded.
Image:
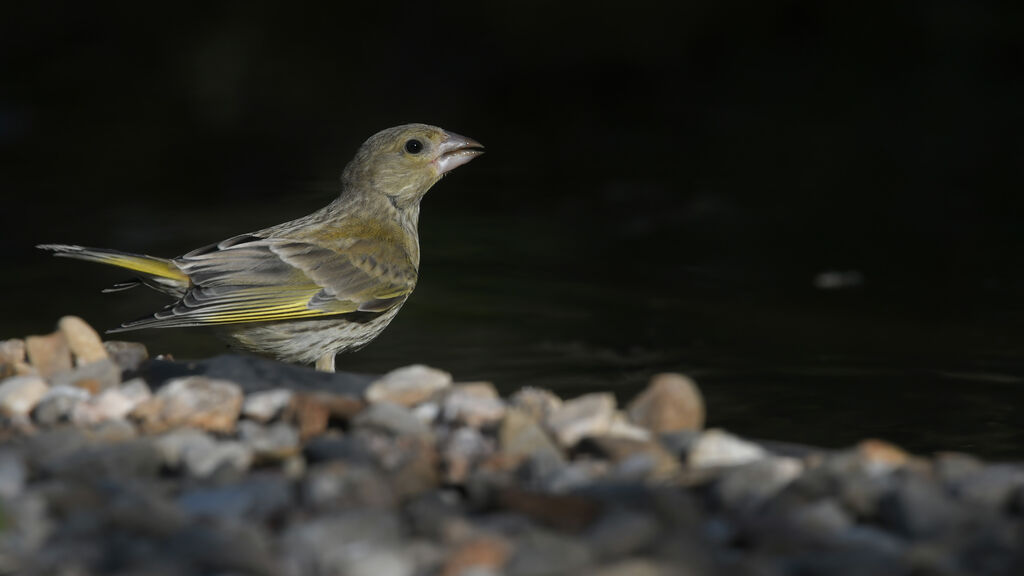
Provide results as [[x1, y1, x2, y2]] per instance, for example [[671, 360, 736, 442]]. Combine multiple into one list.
[[435, 131, 485, 175]]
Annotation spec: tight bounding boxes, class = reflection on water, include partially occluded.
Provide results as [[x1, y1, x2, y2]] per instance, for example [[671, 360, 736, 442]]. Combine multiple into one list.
[[7, 196, 1024, 460]]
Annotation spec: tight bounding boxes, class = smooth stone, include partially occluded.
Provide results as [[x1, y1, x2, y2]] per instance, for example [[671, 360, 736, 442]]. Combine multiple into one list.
[[303, 461, 396, 509], [281, 511, 413, 576], [0, 449, 27, 498], [687, 429, 766, 469], [24, 332, 72, 378], [585, 509, 660, 561], [716, 457, 804, 511], [440, 536, 512, 576], [70, 378, 151, 425], [242, 388, 294, 422], [504, 528, 593, 576], [0, 375, 49, 416], [576, 436, 681, 482], [49, 358, 121, 394], [441, 383, 506, 428], [509, 387, 562, 424], [546, 392, 617, 448], [499, 409, 564, 463], [102, 340, 150, 372], [155, 428, 253, 478], [353, 402, 433, 438], [607, 411, 652, 442], [441, 426, 493, 484], [365, 364, 452, 407], [878, 472, 965, 539], [31, 385, 90, 426], [132, 376, 243, 434], [412, 401, 441, 423], [627, 372, 705, 433], [955, 464, 1024, 509], [238, 420, 301, 460], [0, 339, 25, 365], [57, 316, 108, 365], [178, 473, 292, 521]]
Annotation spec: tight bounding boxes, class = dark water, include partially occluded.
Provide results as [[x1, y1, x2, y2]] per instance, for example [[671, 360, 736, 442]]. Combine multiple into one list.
[[6, 188, 1024, 461]]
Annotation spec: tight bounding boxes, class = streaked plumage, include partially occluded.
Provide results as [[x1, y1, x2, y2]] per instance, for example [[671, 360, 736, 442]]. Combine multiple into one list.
[[39, 124, 484, 371]]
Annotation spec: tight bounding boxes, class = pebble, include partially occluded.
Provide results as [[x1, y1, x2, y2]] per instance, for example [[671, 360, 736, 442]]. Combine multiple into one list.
[[70, 378, 151, 425], [178, 473, 292, 521], [441, 426, 493, 484], [953, 464, 1024, 509], [499, 409, 564, 463], [31, 385, 91, 426], [132, 376, 243, 433], [0, 339, 26, 365], [238, 420, 301, 461], [715, 457, 804, 511], [0, 375, 49, 416], [57, 316, 108, 365], [285, 391, 364, 439], [24, 331, 72, 378], [281, 511, 414, 576], [441, 383, 506, 428], [353, 402, 433, 438], [545, 392, 617, 447], [626, 372, 705, 433], [366, 364, 452, 407], [49, 358, 122, 394], [509, 387, 562, 423], [504, 528, 592, 576], [155, 428, 253, 478], [440, 535, 511, 576], [687, 429, 766, 469], [303, 461, 396, 509], [0, 449, 27, 498], [577, 436, 681, 482], [101, 340, 149, 372], [242, 388, 294, 422]]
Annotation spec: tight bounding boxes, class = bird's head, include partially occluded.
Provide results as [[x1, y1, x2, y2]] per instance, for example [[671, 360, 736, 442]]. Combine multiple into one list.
[[342, 123, 484, 208]]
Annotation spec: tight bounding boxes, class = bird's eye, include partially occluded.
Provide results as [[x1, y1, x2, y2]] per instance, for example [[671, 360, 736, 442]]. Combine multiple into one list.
[[404, 139, 423, 154]]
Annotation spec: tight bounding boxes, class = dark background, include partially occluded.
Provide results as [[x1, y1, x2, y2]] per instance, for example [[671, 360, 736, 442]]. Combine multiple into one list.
[[3, 2, 1024, 457]]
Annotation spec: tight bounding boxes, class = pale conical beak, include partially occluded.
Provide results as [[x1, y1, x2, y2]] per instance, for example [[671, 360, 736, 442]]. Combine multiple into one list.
[[435, 131, 485, 175]]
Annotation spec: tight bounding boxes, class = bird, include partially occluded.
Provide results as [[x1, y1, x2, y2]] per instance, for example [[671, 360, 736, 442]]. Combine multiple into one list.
[[39, 123, 484, 372]]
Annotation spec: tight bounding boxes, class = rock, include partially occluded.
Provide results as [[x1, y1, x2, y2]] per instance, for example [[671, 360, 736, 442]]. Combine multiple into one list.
[[102, 340, 149, 372], [440, 536, 512, 576], [281, 511, 414, 576], [178, 473, 292, 521], [878, 472, 966, 539], [0, 375, 49, 416], [497, 488, 603, 531], [607, 411, 652, 442], [353, 402, 433, 438], [576, 436, 681, 482], [854, 439, 909, 476], [687, 429, 766, 469], [31, 385, 90, 426], [626, 372, 705, 433], [716, 457, 804, 512], [365, 364, 452, 407], [589, 559, 672, 576], [509, 387, 562, 423], [285, 391, 365, 440], [70, 378, 151, 425], [238, 420, 301, 461], [934, 452, 984, 488], [242, 388, 293, 422], [132, 376, 243, 434], [24, 332, 72, 378], [499, 409, 564, 463], [955, 464, 1024, 509], [83, 418, 138, 442], [504, 528, 593, 576], [546, 392, 617, 448], [303, 461, 396, 509], [0, 449, 27, 498], [441, 426, 493, 484], [585, 509, 661, 561], [38, 437, 163, 479], [49, 358, 121, 394], [155, 428, 253, 478], [57, 315, 108, 365], [0, 339, 25, 365], [441, 382, 506, 428]]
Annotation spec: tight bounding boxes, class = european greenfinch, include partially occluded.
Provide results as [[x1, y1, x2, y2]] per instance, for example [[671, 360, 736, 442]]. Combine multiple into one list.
[[39, 123, 484, 371]]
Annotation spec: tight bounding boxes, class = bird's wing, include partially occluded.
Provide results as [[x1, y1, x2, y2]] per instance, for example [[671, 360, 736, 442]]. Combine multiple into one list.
[[112, 235, 416, 330]]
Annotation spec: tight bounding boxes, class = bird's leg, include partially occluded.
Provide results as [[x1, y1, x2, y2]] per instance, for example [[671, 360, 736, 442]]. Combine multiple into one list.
[[315, 353, 336, 372]]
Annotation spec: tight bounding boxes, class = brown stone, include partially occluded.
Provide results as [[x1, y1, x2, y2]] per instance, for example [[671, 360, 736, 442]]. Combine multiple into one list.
[[441, 382, 506, 428], [627, 373, 705, 433], [131, 376, 242, 434], [497, 488, 602, 531], [855, 438, 909, 474], [58, 316, 108, 365], [365, 364, 452, 406], [509, 387, 562, 423], [546, 392, 617, 447], [0, 339, 26, 365], [25, 332, 72, 379], [499, 409, 563, 463], [441, 536, 512, 576], [285, 391, 365, 440], [103, 341, 149, 372]]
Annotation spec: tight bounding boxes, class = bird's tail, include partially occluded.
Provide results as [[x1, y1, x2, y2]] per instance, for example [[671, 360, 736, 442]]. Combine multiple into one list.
[[37, 244, 189, 296]]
